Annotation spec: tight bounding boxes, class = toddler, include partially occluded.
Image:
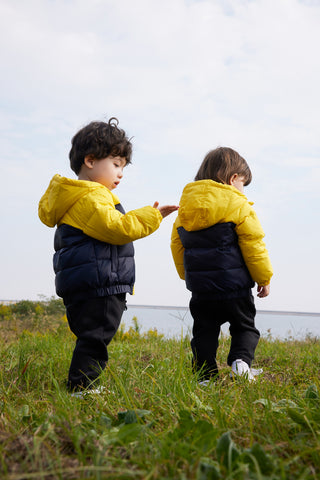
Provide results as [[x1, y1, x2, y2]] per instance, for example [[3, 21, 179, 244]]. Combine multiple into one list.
[[39, 117, 178, 394], [171, 147, 273, 383]]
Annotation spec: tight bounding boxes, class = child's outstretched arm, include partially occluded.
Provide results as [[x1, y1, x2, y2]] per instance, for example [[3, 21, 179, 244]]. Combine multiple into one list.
[[153, 201, 179, 218]]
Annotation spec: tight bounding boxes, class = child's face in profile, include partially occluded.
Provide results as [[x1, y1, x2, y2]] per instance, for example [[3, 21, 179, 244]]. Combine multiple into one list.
[[82, 155, 127, 190]]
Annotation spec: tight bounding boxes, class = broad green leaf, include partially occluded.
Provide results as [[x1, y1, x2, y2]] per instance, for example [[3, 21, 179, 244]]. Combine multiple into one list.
[[19, 404, 31, 422], [117, 409, 151, 424], [287, 407, 310, 428], [305, 384, 319, 400], [197, 457, 221, 480], [216, 432, 240, 471], [245, 443, 275, 475]]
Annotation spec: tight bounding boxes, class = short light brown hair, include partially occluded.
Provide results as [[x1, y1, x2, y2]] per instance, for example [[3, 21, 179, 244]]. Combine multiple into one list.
[[195, 147, 252, 186]]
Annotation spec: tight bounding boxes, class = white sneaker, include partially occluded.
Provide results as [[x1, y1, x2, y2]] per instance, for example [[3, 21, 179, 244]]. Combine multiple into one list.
[[231, 359, 255, 382], [70, 385, 106, 398], [198, 379, 210, 387], [251, 367, 263, 377]]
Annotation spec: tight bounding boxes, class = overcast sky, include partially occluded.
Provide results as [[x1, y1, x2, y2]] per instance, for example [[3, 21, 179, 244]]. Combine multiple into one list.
[[1, 0, 319, 313]]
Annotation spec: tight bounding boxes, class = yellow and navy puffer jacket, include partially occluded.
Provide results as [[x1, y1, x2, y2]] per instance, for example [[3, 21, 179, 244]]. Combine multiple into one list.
[[39, 174, 162, 303], [171, 180, 273, 299]]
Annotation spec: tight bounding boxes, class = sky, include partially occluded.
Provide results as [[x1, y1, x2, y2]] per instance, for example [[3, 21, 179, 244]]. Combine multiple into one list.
[[0, 0, 319, 313]]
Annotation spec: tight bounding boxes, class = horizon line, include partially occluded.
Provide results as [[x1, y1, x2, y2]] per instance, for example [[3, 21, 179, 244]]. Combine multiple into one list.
[[126, 304, 320, 317], [1, 300, 319, 317]]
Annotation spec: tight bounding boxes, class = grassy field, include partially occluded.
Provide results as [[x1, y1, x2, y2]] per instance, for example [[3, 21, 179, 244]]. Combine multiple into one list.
[[0, 299, 319, 479]]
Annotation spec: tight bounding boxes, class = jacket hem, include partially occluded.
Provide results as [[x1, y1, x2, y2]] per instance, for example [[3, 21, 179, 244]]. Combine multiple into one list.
[[191, 288, 253, 301], [61, 285, 133, 307]]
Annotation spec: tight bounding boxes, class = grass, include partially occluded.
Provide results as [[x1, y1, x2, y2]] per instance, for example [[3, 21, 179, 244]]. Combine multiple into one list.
[[0, 299, 319, 479]]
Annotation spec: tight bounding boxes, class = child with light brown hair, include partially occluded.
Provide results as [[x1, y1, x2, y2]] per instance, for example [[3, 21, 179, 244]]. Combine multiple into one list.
[[171, 147, 273, 384]]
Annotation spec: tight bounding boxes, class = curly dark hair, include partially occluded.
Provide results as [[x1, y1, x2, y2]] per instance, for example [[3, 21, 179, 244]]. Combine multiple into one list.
[[69, 117, 132, 175], [195, 147, 252, 186]]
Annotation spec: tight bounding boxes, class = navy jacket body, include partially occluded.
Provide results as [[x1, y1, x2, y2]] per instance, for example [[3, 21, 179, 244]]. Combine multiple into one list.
[[178, 222, 254, 300], [53, 204, 135, 305]]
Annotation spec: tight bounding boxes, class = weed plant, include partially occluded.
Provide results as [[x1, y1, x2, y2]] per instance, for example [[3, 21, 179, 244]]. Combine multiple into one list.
[[0, 300, 319, 479]]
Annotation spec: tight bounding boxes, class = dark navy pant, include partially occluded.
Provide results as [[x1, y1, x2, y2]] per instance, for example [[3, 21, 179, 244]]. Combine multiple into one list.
[[189, 293, 259, 381], [65, 294, 126, 391]]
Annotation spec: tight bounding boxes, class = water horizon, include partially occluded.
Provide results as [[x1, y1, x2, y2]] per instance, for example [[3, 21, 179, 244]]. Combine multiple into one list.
[[126, 304, 320, 317], [123, 304, 320, 340]]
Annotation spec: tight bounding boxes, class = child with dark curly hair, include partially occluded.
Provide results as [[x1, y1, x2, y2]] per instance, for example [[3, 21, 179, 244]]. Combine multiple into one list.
[[39, 117, 178, 395]]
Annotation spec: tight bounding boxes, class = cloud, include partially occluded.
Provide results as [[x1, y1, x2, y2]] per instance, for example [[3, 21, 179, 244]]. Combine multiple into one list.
[[0, 0, 319, 311]]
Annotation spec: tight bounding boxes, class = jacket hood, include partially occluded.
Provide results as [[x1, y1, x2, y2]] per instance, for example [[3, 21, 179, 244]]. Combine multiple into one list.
[[178, 180, 252, 231], [38, 174, 119, 227]]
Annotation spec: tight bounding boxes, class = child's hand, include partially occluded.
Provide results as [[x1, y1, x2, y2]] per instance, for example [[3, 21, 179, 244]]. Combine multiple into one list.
[[257, 284, 270, 298], [153, 202, 179, 218]]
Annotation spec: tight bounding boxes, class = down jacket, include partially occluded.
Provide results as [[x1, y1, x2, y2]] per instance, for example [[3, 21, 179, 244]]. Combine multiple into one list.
[[39, 174, 162, 303], [171, 180, 273, 298]]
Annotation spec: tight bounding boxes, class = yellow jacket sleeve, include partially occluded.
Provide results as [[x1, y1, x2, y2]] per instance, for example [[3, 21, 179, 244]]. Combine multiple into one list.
[[236, 208, 273, 286], [170, 219, 186, 280], [60, 189, 162, 244]]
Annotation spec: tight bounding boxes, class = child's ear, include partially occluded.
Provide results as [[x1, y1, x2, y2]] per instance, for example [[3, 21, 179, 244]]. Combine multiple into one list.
[[84, 154, 95, 169], [229, 173, 238, 186]]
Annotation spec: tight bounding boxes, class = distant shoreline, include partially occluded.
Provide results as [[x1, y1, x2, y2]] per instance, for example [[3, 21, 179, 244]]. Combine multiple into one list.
[[1, 300, 319, 317], [126, 304, 320, 317]]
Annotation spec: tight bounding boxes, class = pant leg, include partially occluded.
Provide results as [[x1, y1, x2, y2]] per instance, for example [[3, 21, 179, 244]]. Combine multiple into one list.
[[65, 294, 126, 390], [227, 294, 260, 367], [189, 296, 222, 380]]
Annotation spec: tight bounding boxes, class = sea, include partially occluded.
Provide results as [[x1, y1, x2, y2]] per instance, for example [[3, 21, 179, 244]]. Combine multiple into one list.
[[122, 304, 320, 340]]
